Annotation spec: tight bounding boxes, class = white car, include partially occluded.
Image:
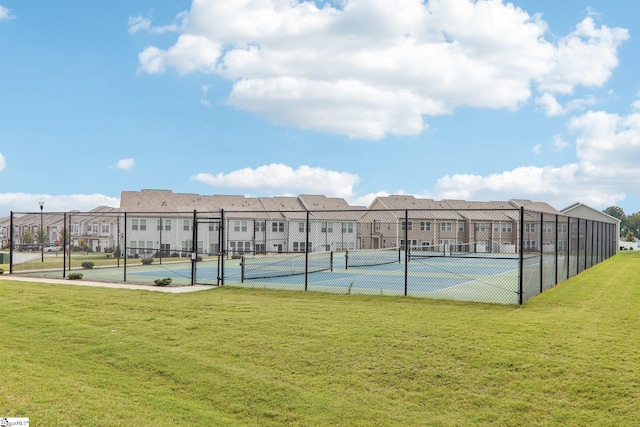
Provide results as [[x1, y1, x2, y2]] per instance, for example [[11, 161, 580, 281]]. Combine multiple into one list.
[[44, 246, 62, 252]]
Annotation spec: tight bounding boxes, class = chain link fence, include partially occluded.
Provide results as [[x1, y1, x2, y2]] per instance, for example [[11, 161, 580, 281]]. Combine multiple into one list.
[[4, 206, 617, 304]]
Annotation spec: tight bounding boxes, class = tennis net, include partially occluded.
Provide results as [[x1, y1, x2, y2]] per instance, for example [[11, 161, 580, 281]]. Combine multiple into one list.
[[409, 242, 495, 260], [241, 251, 333, 281], [345, 248, 401, 268]]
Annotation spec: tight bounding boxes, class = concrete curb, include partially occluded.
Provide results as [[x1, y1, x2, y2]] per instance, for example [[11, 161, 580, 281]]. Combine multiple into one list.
[[0, 274, 217, 293]]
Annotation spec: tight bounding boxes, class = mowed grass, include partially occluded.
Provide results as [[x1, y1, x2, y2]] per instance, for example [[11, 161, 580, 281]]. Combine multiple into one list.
[[1, 252, 640, 426]]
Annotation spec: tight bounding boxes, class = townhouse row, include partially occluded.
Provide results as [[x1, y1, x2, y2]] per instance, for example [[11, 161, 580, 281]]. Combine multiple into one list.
[[1, 190, 620, 257]]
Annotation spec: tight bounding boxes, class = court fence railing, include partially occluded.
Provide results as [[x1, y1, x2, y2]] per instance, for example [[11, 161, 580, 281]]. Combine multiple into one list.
[[4, 207, 617, 304]]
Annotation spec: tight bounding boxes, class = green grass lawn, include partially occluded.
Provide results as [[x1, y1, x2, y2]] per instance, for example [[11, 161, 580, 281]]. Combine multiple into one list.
[[1, 252, 639, 426]]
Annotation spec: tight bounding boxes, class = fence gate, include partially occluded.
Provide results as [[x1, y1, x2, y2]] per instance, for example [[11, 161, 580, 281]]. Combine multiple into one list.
[[193, 216, 223, 285]]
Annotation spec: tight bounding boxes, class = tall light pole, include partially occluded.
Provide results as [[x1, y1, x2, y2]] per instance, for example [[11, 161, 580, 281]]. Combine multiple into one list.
[[39, 201, 44, 262]]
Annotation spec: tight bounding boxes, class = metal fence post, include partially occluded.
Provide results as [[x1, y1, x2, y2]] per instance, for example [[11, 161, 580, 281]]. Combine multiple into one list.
[[63, 212, 67, 278], [554, 214, 559, 286], [220, 209, 225, 286], [9, 211, 13, 274], [539, 211, 543, 295], [518, 207, 524, 305], [404, 209, 409, 297], [191, 210, 197, 286], [123, 212, 127, 282], [305, 210, 310, 292]]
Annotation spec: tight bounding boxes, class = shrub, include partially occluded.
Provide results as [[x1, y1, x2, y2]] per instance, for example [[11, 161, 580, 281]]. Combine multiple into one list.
[[68, 273, 83, 280], [154, 277, 172, 286], [0, 268, 4, 275], [81, 261, 94, 269], [141, 258, 154, 265]]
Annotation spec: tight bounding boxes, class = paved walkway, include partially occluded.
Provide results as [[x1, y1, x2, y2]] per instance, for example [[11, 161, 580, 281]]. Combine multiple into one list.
[[0, 274, 216, 293]]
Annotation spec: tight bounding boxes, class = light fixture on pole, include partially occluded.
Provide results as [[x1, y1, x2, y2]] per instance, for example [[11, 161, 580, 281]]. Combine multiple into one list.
[[39, 201, 44, 262]]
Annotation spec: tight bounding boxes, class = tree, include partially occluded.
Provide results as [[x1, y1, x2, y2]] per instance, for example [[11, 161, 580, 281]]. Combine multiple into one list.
[[625, 211, 640, 240], [77, 238, 87, 249], [603, 206, 627, 237], [625, 231, 635, 242], [603, 206, 626, 221], [21, 231, 34, 245], [58, 226, 70, 246], [36, 228, 47, 246]]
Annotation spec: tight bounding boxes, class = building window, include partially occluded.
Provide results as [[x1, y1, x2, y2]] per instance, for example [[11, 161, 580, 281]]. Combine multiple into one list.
[[254, 221, 265, 232], [101, 223, 109, 234], [183, 220, 191, 231], [457, 222, 465, 232], [299, 222, 305, 233], [230, 241, 251, 254], [440, 222, 452, 232], [272, 221, 285, 232], [234, 221, 241, 232], [157, 219, 162, 231], [524, 240, 537, 250], [322, 222, 334, 233], [342, 223, 354, 233], [420, 221, 431, 231], [139, 219, 146, 231], [558, 224, 568, 233], [475, 222, 487, 232], [401, 221, 413, 231], [131, 219, 138, 231], [525, 223, 536, 233], [165, 220, 171, 231], [209, 222, 219, 232], [501, 223, 513, 233], [543, 223, 553, 233]]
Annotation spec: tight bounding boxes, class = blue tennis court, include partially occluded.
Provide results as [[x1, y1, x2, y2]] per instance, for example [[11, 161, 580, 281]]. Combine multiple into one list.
[[230, 254, 524, 303]]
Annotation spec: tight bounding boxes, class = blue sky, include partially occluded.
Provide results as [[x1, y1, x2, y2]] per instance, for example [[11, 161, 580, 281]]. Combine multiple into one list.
[[1, 0, 639, 216]]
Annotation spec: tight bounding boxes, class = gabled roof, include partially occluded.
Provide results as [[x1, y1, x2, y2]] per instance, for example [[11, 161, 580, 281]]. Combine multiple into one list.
[[561, 202, 620, 224], [443, 200, 518, 221], [509, 199, 562, 215]]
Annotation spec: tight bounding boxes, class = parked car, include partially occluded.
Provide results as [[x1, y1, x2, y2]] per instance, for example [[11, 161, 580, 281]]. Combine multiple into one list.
[[44, 246, 62, 252]]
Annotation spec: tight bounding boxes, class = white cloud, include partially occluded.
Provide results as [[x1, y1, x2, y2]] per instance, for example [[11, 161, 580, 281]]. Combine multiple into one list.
[[537, 17, 628, 94], [433, 108, 640, 209], [552, 135, 569, 151], [536, 92, 598, 116], [200, 84, 213, 106], [128, 15, 151, 34], [0, 5, 14, 20], [137, 0, 627, 139], [115, 158, 135, 170], [0, 152, 5, 171], [536, 93, 564, 116], [128, 12, 185, 34], [532, 144, 542, 155], [192, 163, 360, 199], [0, 193, 120, 215], [138, 34, 221, 75]]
